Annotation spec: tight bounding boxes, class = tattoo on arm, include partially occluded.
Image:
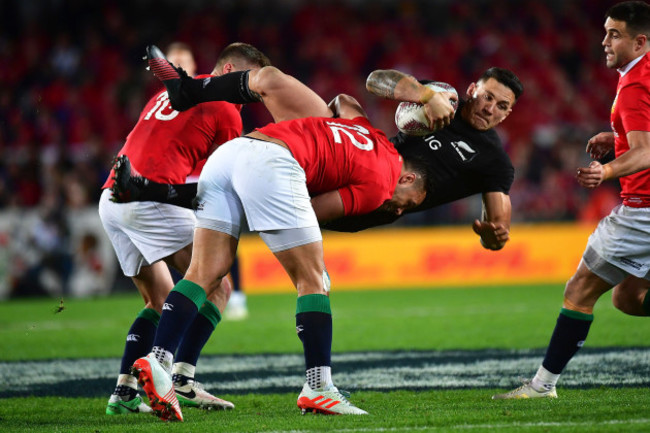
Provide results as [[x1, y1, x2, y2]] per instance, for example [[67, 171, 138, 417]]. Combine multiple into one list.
[[367, 70, 405, 99]]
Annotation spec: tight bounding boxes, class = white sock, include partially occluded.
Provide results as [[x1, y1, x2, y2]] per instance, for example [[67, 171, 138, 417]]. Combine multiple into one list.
[[306, 366, 333, 391], [531, 365, 560, 391], [151, 346, 173, 373], [116, 373, 138, 389], [172, 362, 196, 379]]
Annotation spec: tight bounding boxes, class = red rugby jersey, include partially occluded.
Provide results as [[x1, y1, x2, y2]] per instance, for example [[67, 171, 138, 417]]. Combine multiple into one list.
[[612, 53, 650, 207], [256, 116, 402, 216], [102, 75, 242, 188]]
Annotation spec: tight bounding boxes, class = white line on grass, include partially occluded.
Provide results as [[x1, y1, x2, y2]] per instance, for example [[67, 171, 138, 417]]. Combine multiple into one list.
[[264, 418, 650, 433]]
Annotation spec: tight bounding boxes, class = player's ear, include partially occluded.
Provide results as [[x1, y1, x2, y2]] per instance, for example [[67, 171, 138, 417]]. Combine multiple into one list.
[[399, 172, 417, 185], [466, 82, 477, 99], [222, 62, 234, 74]]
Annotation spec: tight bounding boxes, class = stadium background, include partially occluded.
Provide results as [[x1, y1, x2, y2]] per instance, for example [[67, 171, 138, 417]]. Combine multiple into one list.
[[0, 0, 625, 298]]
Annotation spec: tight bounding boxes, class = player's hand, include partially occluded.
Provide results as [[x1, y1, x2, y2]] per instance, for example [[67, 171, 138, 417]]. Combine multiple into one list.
[[422, 91, 457, 130], [576, 160, 609, 189], [586, 132, 615, 160], [472, 220, 509, 250]]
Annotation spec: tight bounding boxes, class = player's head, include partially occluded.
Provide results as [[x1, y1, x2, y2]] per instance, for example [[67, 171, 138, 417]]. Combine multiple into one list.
[[462, 67, 522, 131], [603, 1, 650, 69], [212, 42, 271, 76], [378, 153, 431, 216], [166, 42, 197, 77]]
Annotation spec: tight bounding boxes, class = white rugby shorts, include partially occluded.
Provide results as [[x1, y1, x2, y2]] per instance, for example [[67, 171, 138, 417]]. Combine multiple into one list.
[[98, 189, 195, 277], [583, 204, 650, 285], [195, 137, 320, 241]]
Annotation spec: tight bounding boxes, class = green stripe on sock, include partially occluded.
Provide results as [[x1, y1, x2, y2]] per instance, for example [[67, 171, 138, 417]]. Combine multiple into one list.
[[199, 301, 222, 329], [137, 308, 160, 327], [296, 294, 331, 315], [560, 307, 594, 321], [173, 280, 207, 310]]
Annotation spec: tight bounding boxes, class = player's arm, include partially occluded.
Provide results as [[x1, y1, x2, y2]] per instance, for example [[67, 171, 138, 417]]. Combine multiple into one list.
[[321, 207, 400, 232], [585, 131, 615, 160], [328, 94, 368, 120], [311, 191, 346, 223], [366, 69, 457, 130], [472, 191, 511, 251], [577, 130, 650, 188]]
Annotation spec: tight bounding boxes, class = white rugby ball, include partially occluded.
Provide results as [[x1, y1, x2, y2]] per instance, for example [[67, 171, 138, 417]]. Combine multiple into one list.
[[395, 82, 458, 136]]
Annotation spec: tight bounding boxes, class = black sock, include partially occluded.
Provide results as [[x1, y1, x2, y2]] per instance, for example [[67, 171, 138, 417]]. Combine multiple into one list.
[[175, 301, 220, 367], [296, 295, 332, 369], [118, 308, 159, 375], [153, 282, 206, 354], [184, 70, 260, 104], [113, 384, 138, 401], [136, 182, 197, 209], [542, 308, 593, 374]]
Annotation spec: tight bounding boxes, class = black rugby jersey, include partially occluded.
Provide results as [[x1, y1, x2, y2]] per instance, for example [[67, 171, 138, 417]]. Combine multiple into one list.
[[323, 100, 514, 232]]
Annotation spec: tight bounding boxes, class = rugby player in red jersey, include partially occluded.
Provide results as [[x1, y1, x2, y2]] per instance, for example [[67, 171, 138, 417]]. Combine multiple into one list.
[[130, 46, 455, 421], [494, 0, 650, 400], [99, 42, 270, 416]]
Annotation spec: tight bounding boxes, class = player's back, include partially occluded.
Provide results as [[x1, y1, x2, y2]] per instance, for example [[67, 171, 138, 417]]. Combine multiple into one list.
[[103, 77, 242, 189], [255, 116, 402, 216]]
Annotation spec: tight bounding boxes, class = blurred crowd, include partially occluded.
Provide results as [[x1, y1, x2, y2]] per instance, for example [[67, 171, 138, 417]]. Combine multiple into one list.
[[0, 0, 626, 296]]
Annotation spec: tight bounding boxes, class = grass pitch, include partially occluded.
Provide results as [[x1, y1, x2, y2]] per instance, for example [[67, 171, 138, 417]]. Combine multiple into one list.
[[1, 284, 650, 432]]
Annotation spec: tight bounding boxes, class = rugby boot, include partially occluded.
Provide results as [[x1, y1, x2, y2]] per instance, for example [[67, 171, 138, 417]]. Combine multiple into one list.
[[174, 375, 235, 410], [146, 45, 196, 111], [105, 393, 152, 415], [110, 155, 147, 203], [297, 383, 368, 415], [492, 379, 558, 399], [132, 354, 183, 421]]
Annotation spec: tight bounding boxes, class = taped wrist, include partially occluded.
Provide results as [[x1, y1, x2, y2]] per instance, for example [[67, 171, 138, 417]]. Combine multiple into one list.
[[188, 70, 260, 104]]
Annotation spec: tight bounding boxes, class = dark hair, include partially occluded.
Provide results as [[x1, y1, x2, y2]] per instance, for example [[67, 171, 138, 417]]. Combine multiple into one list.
[[216, 42, 271, 69], [606, 1, 650, 37], [399, 150, 435, 196], [478, 67, 524, 100]]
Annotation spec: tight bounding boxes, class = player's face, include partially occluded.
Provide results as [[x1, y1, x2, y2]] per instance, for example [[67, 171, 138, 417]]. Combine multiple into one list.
[[462, 78, 515, 131], [380, 184, 426, 216], [602, 18, 642, 69]]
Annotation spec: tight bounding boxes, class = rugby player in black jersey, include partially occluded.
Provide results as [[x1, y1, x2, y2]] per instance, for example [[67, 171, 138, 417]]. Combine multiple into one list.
[[111, 67, 522, 251]]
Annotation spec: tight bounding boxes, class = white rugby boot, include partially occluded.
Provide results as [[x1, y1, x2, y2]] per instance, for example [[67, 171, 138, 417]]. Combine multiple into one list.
[[492, 380, 558, 400], [297, 383, 368, 415], [132, 353, 183, 421], [174, 376, 235, 410]]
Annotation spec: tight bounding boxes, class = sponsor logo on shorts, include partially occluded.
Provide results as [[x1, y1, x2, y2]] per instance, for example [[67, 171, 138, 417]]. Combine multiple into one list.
[[126, 334, 140, 342], [619, 257, 643, 270], [162, 303, 173, 311], [296, 325, 304, 335]]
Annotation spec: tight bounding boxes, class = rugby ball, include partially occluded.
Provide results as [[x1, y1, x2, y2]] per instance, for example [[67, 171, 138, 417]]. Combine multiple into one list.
[[395, 82, 458, 136]]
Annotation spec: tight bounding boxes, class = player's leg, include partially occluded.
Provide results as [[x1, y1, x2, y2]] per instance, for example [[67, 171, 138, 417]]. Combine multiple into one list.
[[133, 227, 237, 421], [224, 255, 248, 320], [611, 275, 650, 316], [106, 262, 173, 413], [258, 232, 366, 415], [172, 273, 236, 410], [493, 260, 611, 399], [146, 46, 332, 121]]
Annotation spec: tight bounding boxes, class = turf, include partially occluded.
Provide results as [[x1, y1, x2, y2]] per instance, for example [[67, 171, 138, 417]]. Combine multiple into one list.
[[2, 389, 650, 433], [2, 284, 650, 432], [2, 284, 649, 361]]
